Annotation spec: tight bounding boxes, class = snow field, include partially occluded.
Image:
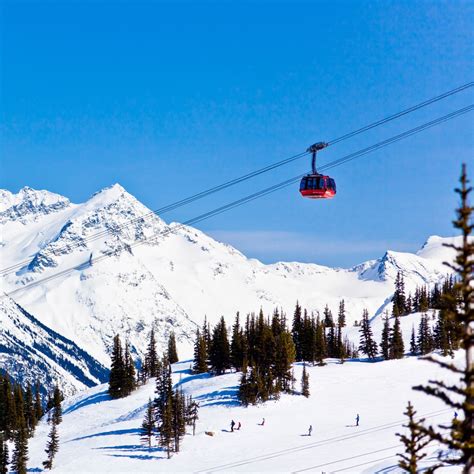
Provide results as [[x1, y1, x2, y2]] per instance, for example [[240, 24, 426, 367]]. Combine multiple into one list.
[[26, 354, 462, 473]]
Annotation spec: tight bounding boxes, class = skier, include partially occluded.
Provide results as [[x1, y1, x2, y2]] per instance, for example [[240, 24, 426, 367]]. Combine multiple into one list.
[[308, 425, 313, 436], [237, 422, 241, 430], [259, 418, 265, 426], [356, 414, 360, 427], [231, 420, 235, 432], [454, 411, 458, 420]]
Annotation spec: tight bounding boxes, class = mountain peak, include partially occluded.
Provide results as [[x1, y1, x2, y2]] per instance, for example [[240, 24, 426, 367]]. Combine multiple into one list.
[[88, 183, 132, 207], [0, 186, 70, 223]]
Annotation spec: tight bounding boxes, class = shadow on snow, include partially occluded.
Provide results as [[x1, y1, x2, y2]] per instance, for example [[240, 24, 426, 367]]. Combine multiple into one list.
[[97, 443, 166, 461], [194, 386, 240, 407], [63, 390, 110, 415], [67, 428, 140, 443]]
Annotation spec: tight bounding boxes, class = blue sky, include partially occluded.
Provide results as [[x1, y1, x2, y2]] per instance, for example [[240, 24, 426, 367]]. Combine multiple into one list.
[[1, 0, 473, 267]]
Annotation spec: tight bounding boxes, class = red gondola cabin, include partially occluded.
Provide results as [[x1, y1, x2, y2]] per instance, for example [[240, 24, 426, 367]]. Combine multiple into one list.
[[299, 174, 336, 199], [299, 142, 336, 199]]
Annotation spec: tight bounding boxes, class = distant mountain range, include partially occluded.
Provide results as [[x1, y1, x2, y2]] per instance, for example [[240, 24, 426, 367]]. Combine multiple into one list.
[[0, 184, 460, 392]]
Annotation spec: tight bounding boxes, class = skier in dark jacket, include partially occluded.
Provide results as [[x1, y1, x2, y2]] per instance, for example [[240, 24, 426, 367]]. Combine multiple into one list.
[[356, 414, 360, 426], [231, 420, 235, 432], [308, 425, 313, 436]]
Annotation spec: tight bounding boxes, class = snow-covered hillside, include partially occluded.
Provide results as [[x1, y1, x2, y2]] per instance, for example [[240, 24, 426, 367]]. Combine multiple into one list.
[[0, 295, 108, 396], [0, 184, 460, 365], [26, 355, 461, 473]]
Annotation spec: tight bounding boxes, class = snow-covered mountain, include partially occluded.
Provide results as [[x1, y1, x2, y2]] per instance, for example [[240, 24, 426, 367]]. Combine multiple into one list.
[[0, 184, 459, 366], [0, 294, 108, 395]]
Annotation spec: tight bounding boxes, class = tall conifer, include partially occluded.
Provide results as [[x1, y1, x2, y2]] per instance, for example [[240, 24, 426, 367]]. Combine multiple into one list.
[[140, 399, 155, 448], [168, 332, 179, 364], [380, 315, 390, 360], [396, 402, 433, 473], [193, 329, 208, 374], [413, 164, 474, 472], [301, 364, 310, 398], [108, 334, 125, 399], [359, 309, 378, 359], [0, 434, 8, 474], [390, 315, 405, 359], [42, 422, 59, 470]]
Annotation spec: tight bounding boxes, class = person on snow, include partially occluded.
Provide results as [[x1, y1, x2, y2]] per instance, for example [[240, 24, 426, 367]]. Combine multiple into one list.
[[308, 425, 313, 436], [259, 418, 265, 426], [231, 420, 235, 432], [356, 414, 360, 426], [237, 422, 241, 430], [454, 411, 458, 420]]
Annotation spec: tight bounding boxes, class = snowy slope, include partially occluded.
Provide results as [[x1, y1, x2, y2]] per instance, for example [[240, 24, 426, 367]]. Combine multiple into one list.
[[0, 294, 108, 396], [26, 355, 462, 473], [0, 184, 460, 365]]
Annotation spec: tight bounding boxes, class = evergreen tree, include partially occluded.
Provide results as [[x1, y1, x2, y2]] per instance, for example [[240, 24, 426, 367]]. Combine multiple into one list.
[[186, 397, 199, 436], [419, 286, 429, 312], [230, 313, 245, 372], [291, 302, 303, 361], [323, 305, 334, 327], [140, 398, 155, 448], [193, 329, 208, 374], [380, 314, 391, 360], [167, 332, 179, 364], [0, 434, 8, 474], [396, 402, 433, 474], [359, 309, 378, 359], [337, 299, 346, 328], [336, 325, 346, 363], [13, 384, 24, 435], [301, 311, 315, 363], [434, 308, 450, 356], [155, 360, 174, 458], [417, 314, 434, 355], [24, 383, 36, 436], [202, 316, 211, 350], [42, 422, 59, 470], [123, 342, 137, 397], [209, 317, 230, 375], [274, 331, 296, 392], [172, 389, 185, 453], [159, 400, 173, 459], [414, 164, 474, 472], [108, 334, 125, 399], [392, 271, 407, 316], [34, 381, 43, 423], [314, 316, 326, 365], [301, 364, 310, 398], [410, 326, 418, 356], [51, 386, 63, 426], [238, 364, 262, 406], [406, 293, 413, 314], [1, 375, 16, 439], [389, 315, 405, 359], [143, 328, 159, 379], [11, 425, 28, 474]]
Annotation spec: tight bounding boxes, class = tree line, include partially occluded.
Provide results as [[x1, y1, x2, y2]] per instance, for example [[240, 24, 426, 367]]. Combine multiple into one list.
[[108, 330, 179, 400], [0, 372, 63, 473], [191, 304, 358, 406]]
